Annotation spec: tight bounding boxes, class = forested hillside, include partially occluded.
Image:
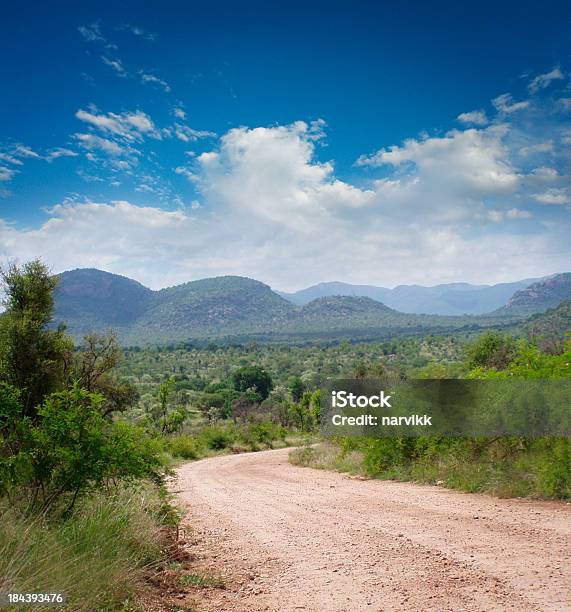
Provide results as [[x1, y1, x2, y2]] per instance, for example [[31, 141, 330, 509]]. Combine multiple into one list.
[[51, 269, 571, 345]]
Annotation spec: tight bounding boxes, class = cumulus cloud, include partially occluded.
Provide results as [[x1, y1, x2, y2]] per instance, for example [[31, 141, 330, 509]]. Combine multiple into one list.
[[506, 208, 532, 219], [528, 67, 565, 94], [173, 124, 216, 142], [457, 110, 488, 126], [78, 23, 106, 43], [119, 24, 157, 41], [356, 125, 519, 199], [76, 108, 159, 142], [2, 71, 570, 289], [45, 148, 78, 162], [0, 166, 16, 181], [519, 141, 554, 156], [173, 107, 186, 120], [74, 133, 126, 156]]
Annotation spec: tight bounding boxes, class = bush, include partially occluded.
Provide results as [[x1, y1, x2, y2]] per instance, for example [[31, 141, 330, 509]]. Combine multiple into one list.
[[198, 424, 236, 450], [1, 383, 161, 514], [168, 434, 203, 460]]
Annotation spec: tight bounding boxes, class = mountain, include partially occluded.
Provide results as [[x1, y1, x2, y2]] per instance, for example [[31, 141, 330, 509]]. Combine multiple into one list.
[[51, 269, 569, 346], [495, 274, 571, 316], [127, 276, 296, 343], [54, 269, 153, 335], [520, 300, 571, 346], [277, 282, 392, 306], [278, 278, 542, 315]]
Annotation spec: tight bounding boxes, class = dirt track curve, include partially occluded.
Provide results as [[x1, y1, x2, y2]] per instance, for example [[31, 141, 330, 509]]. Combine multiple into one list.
[[171, 448, 570, 611]]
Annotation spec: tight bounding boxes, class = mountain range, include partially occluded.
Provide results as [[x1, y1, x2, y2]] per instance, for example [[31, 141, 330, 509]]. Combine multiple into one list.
[[277, 278, 542, 315], [52, 269, 571, 345]]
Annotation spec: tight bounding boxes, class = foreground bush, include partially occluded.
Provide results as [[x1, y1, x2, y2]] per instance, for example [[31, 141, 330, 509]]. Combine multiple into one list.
[[1, 383, 161, 515]]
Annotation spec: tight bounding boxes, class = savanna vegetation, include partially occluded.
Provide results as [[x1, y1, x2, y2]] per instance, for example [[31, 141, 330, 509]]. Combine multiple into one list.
[[1, 260, 569, 610]]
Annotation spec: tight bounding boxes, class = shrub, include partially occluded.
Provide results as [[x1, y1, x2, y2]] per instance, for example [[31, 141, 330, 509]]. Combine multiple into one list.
[[1, 383, 161, 514], [168, 434, 203, 460], [198, 424, 236, 450]]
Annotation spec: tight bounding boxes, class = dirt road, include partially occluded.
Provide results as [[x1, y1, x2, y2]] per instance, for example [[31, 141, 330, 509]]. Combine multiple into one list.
[[172, 448, 570, 611]]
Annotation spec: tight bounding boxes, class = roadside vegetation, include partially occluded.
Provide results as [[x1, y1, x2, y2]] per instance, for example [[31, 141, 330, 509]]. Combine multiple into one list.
[[291, 332, 571, 499]]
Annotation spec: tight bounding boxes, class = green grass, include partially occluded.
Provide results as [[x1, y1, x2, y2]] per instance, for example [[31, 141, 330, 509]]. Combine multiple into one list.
[[290, 438, 571, 499], [177, 573, 225, 589], [0, 485, 175, 611]]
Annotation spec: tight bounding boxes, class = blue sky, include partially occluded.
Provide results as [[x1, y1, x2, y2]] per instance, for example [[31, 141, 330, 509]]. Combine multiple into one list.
[[0, 0, 570, 290]]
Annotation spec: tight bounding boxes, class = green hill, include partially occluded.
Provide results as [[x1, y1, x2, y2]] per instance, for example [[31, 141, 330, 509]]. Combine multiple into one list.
[[51, 269, 567, 346], [54, 269, 153, 335]]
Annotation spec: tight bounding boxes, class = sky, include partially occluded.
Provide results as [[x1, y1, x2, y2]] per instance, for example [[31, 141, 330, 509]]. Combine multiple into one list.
[[0, 0, 570, 291]]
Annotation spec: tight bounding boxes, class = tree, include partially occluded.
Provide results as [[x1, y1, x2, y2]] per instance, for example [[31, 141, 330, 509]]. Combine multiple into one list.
[[0, 261, 73, 418], [148, 376, 187, 434], [0, 383, 160, 513], [289, 376, 304, 403], [467, 332, 516, 371], [73, 334, 138, 417], [231, 365, 273, 400]]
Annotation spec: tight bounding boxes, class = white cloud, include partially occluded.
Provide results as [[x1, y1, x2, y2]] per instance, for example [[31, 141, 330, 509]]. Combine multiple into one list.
[[78, 23, 106, 43], [1, 105, 569, 289], [173, 124, 216, 142], [75, 108, 158, 142], [140, 73, 171, 93], [457, 110, 488, 126], [356, 125, 519, 198], [0, 153, 23, 165], [74, 133, 125, 156], [13, 145, 40, 159], [532, 188, 570, 205], [492, 93, 530, 114], [506, 208, 532, 219], [45, 148, 78, 162], [528, 67, 564, 94], [0, 166, 16, 181], [119, 24, 156, 41], [519, 141, 554, 156], [101, 56, 127, 77], [173, 107, 186, 120]]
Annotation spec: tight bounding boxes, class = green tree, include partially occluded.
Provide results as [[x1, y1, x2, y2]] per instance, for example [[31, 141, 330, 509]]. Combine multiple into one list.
[[0, 383, 160, 513], [467, 331, 516, 371], [231, 365, 273, 400], [289, 376, 305, 403], [148, 376, 187, 434], [0, 261, 73, 418]]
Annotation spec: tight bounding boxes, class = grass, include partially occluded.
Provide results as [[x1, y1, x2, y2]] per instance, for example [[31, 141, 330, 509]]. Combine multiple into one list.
[[178, 573, 225, 589], [290, 438, 571, 499], [0, 485, 176, 611]]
